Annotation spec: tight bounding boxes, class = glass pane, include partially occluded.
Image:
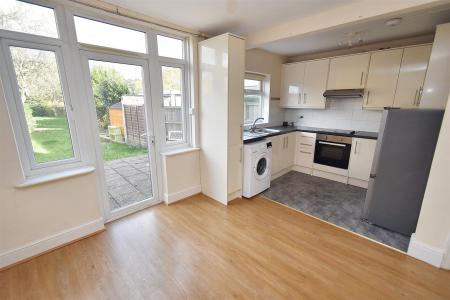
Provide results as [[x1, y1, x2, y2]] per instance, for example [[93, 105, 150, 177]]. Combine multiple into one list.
[[157, 35, 183, 59], [161, 66, 184, 143], [74, 16, 146, 53], [244, 79, 261, 91], [10, 47, 74, 163], [0, 0, 58, 37], [88, 60, 153, 212], [244, 94, 263, 125]]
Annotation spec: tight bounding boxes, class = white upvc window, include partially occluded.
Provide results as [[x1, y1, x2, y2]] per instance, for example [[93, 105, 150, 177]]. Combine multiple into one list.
[[244, 72, 270, 126], [0, 0, 195, 182], [0, 1, 86, 178], [156, 33, 191, 148]]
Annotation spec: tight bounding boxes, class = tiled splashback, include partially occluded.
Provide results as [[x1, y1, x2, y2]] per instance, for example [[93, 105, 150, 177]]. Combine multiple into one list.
[[284, 98, 383, 132]]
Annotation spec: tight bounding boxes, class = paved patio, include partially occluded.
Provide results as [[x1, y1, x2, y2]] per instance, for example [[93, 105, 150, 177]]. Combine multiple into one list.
[[104, 155, 153, 211]]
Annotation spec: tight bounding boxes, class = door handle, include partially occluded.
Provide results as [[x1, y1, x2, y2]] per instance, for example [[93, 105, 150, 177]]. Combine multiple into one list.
[[360, 72, 364, 86], [354, 140, 358, 154], [369, 173, 376, 179], [304, 93, 307, 104], [413, 89, 418, 106], [318, 141, 346, 147], [417, 86, 423, 106], [366, 90, 370, 105]]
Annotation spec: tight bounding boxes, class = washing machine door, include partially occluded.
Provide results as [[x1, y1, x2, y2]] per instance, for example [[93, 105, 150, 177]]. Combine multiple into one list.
[[254, 153, 270, 181]]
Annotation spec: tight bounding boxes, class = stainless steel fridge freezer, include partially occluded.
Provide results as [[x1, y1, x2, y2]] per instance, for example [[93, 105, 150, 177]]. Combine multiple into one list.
[[363, 108, 444, 236]]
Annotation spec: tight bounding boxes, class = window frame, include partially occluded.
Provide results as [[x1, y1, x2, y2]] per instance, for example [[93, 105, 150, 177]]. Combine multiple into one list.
[[0, 0, 195, 183], [153, 30, 191, 149], [244, 72, 270, 126], [0, 0, 61, 39], [0, 38, 83, 177]]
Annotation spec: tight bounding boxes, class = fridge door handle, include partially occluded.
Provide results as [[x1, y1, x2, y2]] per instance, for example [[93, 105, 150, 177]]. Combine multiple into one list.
[[369, 173, 377, 179]]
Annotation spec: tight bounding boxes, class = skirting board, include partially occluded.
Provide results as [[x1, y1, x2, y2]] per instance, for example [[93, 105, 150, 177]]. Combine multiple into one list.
[[348, 177, 369, 189], [408, 233, 445, 268], [164, 185, 202, 204], [312, 169, 348, 184], [0, 218, 104, 270], [292, 165, 312, 175], [271, 167, 293, 180]]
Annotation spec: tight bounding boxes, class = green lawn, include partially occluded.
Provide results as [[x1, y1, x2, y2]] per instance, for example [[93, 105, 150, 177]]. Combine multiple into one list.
[[29, 116, 147, 162], [30, 117, 74, 163], [101, 140, 147, 161]]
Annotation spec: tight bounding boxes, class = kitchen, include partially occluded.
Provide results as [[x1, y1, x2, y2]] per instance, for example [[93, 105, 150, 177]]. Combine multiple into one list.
[[238, 21, 449, 252]]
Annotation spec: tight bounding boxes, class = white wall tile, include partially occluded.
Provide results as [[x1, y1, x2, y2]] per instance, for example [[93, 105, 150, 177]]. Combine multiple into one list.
[[284, 98, 383, 132]]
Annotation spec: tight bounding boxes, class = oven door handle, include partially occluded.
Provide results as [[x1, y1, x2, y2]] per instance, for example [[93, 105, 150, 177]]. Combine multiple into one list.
[[317, 141, 347, 147]]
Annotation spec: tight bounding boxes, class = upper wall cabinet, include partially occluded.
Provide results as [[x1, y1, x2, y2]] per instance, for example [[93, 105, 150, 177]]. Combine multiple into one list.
[[302, 59, 329, 109], [327, 53, 370, 90], [393, 45, 432, 108], [363, 49, 403, 110], [280, 62, 305, 107], [280, 59, 328, 109], [421, 23, 450, 109]]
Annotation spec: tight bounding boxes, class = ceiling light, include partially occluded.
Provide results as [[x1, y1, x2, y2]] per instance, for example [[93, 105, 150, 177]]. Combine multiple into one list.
[[385, 18, 402, 27]]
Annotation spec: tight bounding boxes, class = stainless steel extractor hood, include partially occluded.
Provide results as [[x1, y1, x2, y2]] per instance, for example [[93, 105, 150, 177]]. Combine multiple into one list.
[[323, 89, 364, 99]]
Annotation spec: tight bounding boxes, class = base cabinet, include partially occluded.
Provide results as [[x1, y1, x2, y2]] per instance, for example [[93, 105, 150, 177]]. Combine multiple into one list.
[[270, 133, 295, 176], [294, 132, 316, 172], [348, 138, 377, 187]]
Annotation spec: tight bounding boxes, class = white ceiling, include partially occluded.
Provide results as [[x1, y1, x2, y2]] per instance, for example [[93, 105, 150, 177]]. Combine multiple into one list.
[[260, 5, 450, 56], [101, 0, 352, 35], [102, 0, 450, 57]]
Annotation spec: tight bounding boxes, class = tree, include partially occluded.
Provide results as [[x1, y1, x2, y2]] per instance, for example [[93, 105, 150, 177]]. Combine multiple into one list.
[[90, 66, 129, 129]]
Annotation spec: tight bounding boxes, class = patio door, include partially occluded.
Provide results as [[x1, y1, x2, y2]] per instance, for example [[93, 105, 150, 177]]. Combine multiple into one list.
[[81, 51, 159, 221]]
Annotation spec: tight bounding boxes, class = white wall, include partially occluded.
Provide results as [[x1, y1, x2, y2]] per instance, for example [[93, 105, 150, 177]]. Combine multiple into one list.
[[409, 92, 450, 268], [161, 149, 201, 204], [284, 98, 383, 132], [0, 79, 103, 268], [246, 49, 286, 126]]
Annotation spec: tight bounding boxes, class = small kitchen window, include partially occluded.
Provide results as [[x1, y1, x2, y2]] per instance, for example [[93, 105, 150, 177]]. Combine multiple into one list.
[[244, 72, 270, 125]]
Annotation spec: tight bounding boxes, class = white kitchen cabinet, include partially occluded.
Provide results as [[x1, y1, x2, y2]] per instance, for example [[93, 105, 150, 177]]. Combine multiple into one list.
[[363, 49, 403, 110], [270, 135, 283, 176], [294, 132, 316, 173], [393, 45, 432, 108], [199, 33, 245, 205], [282, 133, 295, 169], [348, 138, 377, 188], [327, 53, 370, 90], [280, 63, 305, 107], [270, 133, 295, 176], [302, 59, 329, 109], [421, 23, 450, 109]]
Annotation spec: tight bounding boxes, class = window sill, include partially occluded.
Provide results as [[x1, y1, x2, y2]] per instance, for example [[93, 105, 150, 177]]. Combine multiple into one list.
[[16, 166, 96, 188], [161, 147, 200, 157]]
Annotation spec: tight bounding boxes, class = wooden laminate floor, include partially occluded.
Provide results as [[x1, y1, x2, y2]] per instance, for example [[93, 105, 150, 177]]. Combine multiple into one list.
[[1, 194, 450, 299]]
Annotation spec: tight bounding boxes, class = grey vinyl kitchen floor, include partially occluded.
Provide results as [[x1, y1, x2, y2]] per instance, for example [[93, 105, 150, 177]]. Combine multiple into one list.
[[262, 171, 410, 252]]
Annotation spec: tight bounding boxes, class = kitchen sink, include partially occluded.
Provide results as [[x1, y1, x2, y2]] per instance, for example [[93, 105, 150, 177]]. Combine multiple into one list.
[[251, 128, 280, 134]]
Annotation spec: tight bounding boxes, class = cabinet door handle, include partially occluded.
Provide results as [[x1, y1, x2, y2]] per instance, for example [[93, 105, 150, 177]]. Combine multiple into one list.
[[366, 90, 370, 105], [298, 93, 302, 105], [240, 124, 243, 140], [354, 140, 358, 154], [300, 143, 311, 146], [240, 147, 242, 162], [360, 72, 364, 86], [417, 86, 423, 106], [304, 93, 307, 104], [299, 151, 312, 154], [413, 89, 419, 106], [286, 136, 289, 147]]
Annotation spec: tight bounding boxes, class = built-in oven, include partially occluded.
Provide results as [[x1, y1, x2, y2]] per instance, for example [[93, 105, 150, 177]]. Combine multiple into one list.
[[314, 134, 352, 169]]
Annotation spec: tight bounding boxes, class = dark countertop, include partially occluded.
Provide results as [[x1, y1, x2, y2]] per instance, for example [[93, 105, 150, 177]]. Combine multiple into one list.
[[243, 125, 378, 144]]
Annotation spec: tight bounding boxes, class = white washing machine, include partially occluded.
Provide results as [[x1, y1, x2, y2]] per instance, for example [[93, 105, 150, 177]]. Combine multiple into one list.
[[242, 139, 272, 198]]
